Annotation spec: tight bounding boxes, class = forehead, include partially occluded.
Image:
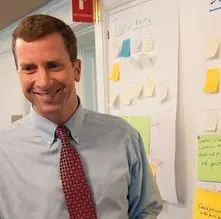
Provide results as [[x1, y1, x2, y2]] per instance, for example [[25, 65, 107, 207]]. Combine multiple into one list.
[[15, 33, 69, 63]]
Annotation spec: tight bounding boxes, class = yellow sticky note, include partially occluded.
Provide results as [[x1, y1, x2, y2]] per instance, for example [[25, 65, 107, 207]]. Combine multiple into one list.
[[143, 38, 154, 52], [205, 37, 220, 59], [203, 68, 220, 93], [150, 164, 156, 177], [143, 80, 156, 97], [109, 64, 120, 81], [192, 188, 221, 219]]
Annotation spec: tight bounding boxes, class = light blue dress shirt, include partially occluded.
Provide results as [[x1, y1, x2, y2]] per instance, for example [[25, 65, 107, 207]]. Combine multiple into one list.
[[0, 102, 162, 219]]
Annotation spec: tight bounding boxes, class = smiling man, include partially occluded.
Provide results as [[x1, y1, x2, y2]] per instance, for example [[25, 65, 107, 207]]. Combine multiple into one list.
[[0, 14, 162, 219]]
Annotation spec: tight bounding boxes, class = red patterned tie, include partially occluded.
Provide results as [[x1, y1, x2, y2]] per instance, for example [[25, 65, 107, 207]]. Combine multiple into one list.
[[56, 125, 98, 219]]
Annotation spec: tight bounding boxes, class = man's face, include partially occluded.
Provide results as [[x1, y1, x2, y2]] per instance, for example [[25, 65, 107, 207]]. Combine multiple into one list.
[[15, 33, 81, 119]]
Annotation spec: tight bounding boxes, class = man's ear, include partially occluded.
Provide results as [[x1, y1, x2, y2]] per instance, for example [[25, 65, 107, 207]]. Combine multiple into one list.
[[73, 59, 81, 82]]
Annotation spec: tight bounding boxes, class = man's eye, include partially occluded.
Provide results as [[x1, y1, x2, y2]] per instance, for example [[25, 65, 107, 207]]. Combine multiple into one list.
[[47, 62, 62, 70], [20, 65, 36, 74]]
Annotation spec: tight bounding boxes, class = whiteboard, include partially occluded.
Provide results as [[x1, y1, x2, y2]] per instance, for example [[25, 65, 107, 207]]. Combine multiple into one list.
[[106, 0, 179, 203]]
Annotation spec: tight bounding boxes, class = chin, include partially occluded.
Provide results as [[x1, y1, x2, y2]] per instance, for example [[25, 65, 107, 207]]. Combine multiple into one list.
[[34, 104, 62, 116]]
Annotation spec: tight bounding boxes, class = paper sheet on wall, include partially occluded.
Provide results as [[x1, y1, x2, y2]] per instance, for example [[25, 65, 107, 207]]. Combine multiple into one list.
[[203, 68, 220, 93], [197, 135, 221, 182], [150, 119, 178, 203], [108, 0, 179, 204], [192, 188, 221, 219]]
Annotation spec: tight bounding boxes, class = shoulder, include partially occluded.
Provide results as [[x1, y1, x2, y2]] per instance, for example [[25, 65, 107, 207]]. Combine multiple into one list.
[[83, 109, 139, 140], [0, 115, 32, 142]]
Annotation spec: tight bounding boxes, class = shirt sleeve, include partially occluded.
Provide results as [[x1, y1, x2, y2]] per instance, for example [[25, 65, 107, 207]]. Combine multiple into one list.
[[128, 131, 163, 219]]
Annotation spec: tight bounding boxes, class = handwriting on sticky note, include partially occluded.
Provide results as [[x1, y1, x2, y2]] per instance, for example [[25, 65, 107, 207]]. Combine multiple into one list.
[[197, 135, 221, 182], [203, 68, 220, 93], [118, 38, 131, 57], [122, 87, 133, 105], [109, 64, 120, 81], [143, 80, 155, 97], [192, 188, 221, 219], [205, 37, 220, 59], [203, 109, 218, 131]]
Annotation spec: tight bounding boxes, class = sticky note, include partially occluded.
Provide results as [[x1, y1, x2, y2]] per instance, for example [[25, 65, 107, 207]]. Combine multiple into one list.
[[132, 85, 143, 98], [197, 135, 221, 182], [133, 39, 142, 53], [143, 80, 156, 97], [127, 116, 151, 155], [137, 53, 154, 68], [205, 37, 220, 59], [112, 43, 121, 58], [150, 164, 156, 177], [130, 57, 142, 70], [122, 87, 133, 105], [143, 37, 154, 52], [203, 109, 218, 131], [109, 93, 119, 107], [109, 64, 120, 81], [158, 85, 168, 102], [203, 68, 220, 93], [118, 38, 131, 58], [192, 188, 221, 219]]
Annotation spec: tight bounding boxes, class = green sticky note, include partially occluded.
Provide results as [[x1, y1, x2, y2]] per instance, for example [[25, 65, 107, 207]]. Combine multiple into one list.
[[198, 135, 221, 182], [128, 116, 151, 155]]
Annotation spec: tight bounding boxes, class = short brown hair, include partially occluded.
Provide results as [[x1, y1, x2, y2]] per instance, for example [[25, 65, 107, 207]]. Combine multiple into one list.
[[12, 14, 77, 68]]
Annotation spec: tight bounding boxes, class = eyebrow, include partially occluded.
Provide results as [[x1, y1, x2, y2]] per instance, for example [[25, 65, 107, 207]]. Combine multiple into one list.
[[19, 59, 64, 66]]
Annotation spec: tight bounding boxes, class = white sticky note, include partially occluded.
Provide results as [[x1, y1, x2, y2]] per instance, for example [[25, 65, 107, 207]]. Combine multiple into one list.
[[133, 39, 142, 54], [158, 85, 168, 102], [130, 57, 142, 70], [132, 85, 143, 98], [122, 88, 133, 105], [109, 93, 119, 106], [137, 53, 154, 68], [203, 109, 218, 131], [205, 37, 220, 59], [112, 42, 121, 58]]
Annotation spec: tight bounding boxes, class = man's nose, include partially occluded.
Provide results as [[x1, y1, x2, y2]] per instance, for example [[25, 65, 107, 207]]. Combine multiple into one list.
[[35, 68, 52, 89]]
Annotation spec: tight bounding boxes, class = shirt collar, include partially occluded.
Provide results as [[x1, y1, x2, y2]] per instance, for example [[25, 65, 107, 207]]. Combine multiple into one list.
[[30, 99, 84, 147]]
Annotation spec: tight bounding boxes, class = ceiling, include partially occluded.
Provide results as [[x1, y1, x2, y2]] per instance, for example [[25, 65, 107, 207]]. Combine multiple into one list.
[[0, 0, 52, 30]]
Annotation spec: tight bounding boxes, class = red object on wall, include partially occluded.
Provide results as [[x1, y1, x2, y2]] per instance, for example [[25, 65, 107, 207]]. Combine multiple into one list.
[[72, 0, 94, 23]]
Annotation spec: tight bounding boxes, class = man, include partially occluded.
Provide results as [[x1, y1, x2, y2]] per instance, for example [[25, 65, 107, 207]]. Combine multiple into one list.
[[0, 14, 162, 219]]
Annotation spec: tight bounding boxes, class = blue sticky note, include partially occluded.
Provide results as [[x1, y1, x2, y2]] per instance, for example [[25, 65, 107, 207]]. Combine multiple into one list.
[[118, 38, 131, 57]]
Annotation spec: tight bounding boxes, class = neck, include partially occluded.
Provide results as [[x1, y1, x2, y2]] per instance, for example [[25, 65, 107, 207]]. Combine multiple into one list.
[[33, 96, 79, 125]]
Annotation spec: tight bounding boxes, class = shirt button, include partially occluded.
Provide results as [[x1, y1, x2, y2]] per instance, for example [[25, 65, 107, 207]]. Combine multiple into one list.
[[48, 140, 52, 145]]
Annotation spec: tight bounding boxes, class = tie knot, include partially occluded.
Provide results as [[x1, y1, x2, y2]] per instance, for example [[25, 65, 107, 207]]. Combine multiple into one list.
[[56, 125, 70, 140]]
